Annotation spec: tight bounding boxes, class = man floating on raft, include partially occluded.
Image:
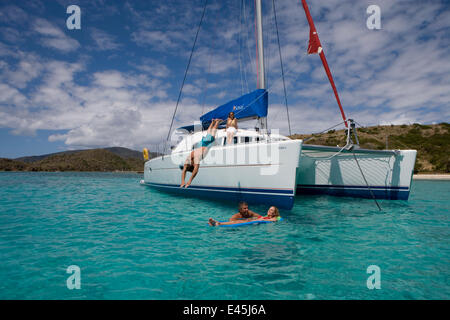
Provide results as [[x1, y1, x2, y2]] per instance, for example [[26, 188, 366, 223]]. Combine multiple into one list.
[[209, 202, 281, 226]]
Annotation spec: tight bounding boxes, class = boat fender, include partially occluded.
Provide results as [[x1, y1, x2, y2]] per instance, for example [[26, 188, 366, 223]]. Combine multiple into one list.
[[143, 148, 149, 161]]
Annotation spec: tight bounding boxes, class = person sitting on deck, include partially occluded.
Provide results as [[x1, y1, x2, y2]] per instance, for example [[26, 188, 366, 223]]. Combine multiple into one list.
[[226, 111, 238, 144], [208, 202, 281, 226], [180, 119, 221, 188]]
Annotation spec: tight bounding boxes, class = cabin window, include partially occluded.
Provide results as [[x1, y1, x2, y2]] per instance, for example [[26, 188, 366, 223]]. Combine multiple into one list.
[[233, 137, 238, 144], [256, 137, 260, 143], [244, 137, 250, 143]]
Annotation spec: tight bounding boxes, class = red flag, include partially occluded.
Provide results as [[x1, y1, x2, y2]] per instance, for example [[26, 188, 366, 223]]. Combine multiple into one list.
[[307, 27, 322, 54]]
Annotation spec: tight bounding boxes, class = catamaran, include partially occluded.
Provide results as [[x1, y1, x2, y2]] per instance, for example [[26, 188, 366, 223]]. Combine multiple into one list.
[[142, 0, 417, 209]]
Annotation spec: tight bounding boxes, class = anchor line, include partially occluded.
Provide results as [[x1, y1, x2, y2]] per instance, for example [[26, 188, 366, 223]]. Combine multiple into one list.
[[352, 152, 382, 211]]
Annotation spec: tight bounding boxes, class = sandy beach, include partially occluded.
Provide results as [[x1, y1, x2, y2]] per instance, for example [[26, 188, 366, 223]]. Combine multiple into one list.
[[413, 174, 450, 180]]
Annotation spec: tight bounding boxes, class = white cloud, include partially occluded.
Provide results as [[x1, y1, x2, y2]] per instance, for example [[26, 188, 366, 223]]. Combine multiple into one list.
[[131, 30, 184, 50], [0, 0, 449, 154], [33, 18, 80, 52], [90, 28, 121, 51]]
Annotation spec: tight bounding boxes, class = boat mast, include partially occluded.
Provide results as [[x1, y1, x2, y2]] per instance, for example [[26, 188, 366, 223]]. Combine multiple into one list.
[[255, 0, 268, 130]]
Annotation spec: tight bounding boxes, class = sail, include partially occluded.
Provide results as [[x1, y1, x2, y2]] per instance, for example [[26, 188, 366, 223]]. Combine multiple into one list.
[[301, 0, 348, 127], [200, 89, 268, 123]]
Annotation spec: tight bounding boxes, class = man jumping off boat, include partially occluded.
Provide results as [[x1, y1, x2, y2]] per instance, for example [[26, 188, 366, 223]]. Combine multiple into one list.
[[180, 119, 221, 188]]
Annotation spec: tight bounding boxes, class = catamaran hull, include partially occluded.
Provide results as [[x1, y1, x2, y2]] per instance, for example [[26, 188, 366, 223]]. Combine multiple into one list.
[[296, 145, 417, 200], [143, 140, 303, 209]]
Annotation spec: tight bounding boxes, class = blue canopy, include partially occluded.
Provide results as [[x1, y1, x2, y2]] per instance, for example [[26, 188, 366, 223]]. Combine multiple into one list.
[[176, 89, 268, 133], [201, 89, 268, 123]]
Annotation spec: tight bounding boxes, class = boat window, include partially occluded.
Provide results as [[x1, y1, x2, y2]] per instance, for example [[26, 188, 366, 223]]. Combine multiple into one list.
[[244, 137, 250, 143], [233, 136, 238, 144]]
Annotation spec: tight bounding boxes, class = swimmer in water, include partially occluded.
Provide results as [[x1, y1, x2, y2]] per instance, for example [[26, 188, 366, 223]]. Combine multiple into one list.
[[209, 204, 280, 226]]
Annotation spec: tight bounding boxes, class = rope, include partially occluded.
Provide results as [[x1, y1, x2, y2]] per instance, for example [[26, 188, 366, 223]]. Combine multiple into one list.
[[352, 152, 382, 211], [254, 0, 259, 88], [243, 0, 254, 93], [239, 0, 245, 95], [272, 0, 291, 136], [165, 0, 209, 146], [200, 2, 219, 115], [301, 144, 348, 160], [303, 121, 346, 142], [209, 50, 309, 124]]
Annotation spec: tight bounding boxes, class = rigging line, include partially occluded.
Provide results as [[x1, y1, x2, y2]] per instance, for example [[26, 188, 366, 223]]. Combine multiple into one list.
[[264, 0, 271, 90], [243, 0, 254, 93], [239, 0, 245, 95], [201, 2, 219, 115], [303, 121, 346, 142], [165, 0, 209, 144], [272, 0, 291, 136], [225, 50, 309, 122], [254, 0, 259, 89], [301, 144, 347, 160], [352, 152, 382, 211]]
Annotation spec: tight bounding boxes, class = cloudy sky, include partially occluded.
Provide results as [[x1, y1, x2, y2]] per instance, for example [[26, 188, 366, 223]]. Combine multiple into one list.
[[0, 0, 449, 158]]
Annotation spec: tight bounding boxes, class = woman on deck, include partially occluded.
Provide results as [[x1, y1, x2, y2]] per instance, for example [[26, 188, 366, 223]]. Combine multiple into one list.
[[226, 111, 238, 144]]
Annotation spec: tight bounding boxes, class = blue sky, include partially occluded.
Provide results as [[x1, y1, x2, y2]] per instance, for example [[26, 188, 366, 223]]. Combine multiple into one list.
[[0, 0, 449, 158]]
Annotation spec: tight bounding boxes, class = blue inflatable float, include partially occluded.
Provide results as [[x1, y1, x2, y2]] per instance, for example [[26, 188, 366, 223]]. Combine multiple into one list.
[[211, 217, 283, 227]]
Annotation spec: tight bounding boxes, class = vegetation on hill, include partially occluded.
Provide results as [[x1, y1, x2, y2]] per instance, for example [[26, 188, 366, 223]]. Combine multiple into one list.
[[0, 158, 28, 171], [0, 148, 154, 172], [14, 147, 152, 163], [1, 123, 448, 173], [290, 122, 449, 173]]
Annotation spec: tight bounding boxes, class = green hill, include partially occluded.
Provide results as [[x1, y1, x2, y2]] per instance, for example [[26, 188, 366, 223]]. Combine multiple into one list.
[[14, 147, 152, 163], [1, 123, 448, 173], [0, 158, 28, 171], [0, 147, 159, 172], [290, 122, 449, 173]]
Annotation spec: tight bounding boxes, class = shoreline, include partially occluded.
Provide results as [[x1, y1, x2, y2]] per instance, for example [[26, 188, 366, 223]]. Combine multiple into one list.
[[413, 174, 450, 180], [1, 171, 449, 180]]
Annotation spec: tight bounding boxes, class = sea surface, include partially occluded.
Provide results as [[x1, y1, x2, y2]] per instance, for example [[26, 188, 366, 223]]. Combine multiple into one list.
[[0, 172, 448, 300]]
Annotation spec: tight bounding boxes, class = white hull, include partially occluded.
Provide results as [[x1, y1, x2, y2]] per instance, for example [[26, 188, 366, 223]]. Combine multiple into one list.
[[296, 144, 417, 199], [144, 137, 303, 209]]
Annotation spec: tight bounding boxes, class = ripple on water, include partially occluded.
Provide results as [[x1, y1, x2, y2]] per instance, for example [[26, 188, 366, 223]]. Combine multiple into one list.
[[0, 172, 449, 299]]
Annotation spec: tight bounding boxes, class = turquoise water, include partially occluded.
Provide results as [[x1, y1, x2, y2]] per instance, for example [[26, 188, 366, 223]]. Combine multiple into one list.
[[0, 172, 448, 300]]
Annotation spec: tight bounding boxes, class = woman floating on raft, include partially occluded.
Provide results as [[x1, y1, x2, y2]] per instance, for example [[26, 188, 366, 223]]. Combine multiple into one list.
[[208, 205, 281, 227]]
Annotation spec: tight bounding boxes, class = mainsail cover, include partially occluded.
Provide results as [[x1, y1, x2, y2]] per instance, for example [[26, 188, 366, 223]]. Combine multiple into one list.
[[200, 89, 268, 123]]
